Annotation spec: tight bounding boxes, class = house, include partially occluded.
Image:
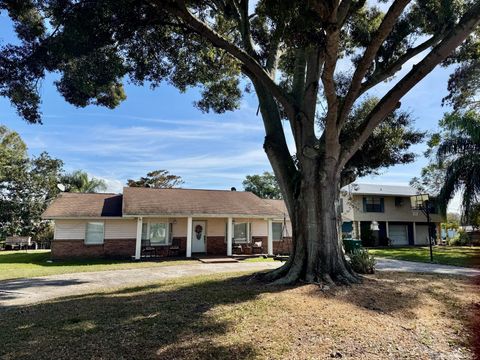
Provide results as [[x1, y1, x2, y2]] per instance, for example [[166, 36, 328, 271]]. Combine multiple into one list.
[[42, 183, 443, 259], [42, 188, 292, 259], [341, 184, 443, 246]]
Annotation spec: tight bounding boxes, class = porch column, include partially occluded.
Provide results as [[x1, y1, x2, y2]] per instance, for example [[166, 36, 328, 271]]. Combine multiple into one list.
[[135, 217, 142, 260], [267, 219, 273, 256], [413, 222, 417, 245], [186, 216, 193, 258], [386, 221, 390, 238], [227, 217, 233, 256]]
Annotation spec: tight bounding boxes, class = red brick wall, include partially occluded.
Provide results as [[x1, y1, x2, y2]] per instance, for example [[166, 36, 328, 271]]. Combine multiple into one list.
[[52, 240, 105, 259], [252, 236, 292, 255], [104, 239, 136, 258], [207, 236, 226, 255]]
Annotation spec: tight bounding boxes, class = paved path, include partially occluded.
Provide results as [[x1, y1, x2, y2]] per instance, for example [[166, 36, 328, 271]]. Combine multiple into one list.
[[1, 259, 478, 307], [376, 257, 480, 277], [0, 262, 280, 307]]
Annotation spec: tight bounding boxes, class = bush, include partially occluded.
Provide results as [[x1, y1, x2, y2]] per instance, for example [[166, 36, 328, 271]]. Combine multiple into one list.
[[349, 248, 376, 274], [448, 230, 470, 246]]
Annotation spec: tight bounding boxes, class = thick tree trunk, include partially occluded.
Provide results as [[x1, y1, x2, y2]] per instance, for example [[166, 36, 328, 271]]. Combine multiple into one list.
[[264, 163, 360, 285]]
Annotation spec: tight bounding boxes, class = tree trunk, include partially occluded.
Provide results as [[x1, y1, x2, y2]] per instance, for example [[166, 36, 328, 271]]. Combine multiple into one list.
[[264, 162, 360, 285]]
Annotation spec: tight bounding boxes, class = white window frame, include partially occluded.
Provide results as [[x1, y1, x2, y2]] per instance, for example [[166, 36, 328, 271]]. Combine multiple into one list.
[[233, 222, 250, 243], [84, 221, 104, 245], [142, 221, 171, 245], [272, 222, 283, 241]]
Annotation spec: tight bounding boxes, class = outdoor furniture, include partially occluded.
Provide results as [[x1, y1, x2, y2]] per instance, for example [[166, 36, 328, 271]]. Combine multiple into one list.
[[168, 238, 181, 257], [141, 239, 157, 258], [5, 236, 34, 250], [232, 240, 243, 254], [252, 240, 263, 254]]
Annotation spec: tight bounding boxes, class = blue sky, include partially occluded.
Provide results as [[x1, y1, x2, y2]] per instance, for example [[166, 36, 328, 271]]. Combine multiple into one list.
[[0, 12, 461, 211]]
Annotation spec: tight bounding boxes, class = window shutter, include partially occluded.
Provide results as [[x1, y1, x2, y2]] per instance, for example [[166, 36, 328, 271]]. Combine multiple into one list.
[[363, 197, 367, 212], [380, 198, 385, 212]]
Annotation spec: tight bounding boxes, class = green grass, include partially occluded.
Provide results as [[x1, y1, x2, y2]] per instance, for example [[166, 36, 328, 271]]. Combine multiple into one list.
[[368, 246, 480, 268], [0, 250, 196, 281], [0, 271, 477, 359]]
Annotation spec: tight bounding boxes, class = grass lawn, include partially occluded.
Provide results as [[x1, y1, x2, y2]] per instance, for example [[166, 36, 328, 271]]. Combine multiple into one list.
[[369, 246, 480, 268], [0, 250, 196, 281], [1, 271, 479, 359]]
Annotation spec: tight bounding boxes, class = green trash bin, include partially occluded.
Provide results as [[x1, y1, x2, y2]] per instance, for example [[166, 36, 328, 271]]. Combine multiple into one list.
[[343, 239, 362, 253]]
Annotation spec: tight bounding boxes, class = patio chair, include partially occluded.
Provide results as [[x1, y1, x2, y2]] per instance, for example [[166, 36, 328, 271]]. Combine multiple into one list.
[[141, 239, 156, 258], [168, 237, 181, 257], [232, 240, 243, 255], [252, 240, 263, 254]]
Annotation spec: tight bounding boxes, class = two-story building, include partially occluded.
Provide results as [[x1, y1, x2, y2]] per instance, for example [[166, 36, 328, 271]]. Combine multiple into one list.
[[341, 184, 443, 246]]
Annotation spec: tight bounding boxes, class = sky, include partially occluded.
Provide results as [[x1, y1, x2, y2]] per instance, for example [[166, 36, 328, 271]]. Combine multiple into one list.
[[0, 11, 461, 212]]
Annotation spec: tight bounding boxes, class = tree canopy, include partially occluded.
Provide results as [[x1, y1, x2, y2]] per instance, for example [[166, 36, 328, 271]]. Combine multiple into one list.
[[61, 170, 107, 193], [1, 0, 480, 284], [127, 170, 184, 188], [243, 171, 282, 199]]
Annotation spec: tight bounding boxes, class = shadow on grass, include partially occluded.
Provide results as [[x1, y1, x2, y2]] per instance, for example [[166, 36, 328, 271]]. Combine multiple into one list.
[[1, 271, 477, 359]]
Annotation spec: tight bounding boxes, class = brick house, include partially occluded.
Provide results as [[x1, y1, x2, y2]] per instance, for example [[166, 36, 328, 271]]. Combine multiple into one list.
[[42, 187, 292, 259]]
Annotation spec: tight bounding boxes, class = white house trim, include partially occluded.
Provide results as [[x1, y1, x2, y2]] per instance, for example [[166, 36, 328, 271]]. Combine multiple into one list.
[[227, 217, 233, 256], [135, 217, 142, 260], [186, 216, 193, 258]]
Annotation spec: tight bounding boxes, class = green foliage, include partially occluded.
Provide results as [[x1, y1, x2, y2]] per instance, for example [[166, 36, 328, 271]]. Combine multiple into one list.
[[348, 249, 376, 274], [341, 98, 425, 183], [61, 170, 107, 193], [127, 170, 184, 189], [448, 230, 470, 246], [0, 126, 64, 239], [242, 172, 282, 199]]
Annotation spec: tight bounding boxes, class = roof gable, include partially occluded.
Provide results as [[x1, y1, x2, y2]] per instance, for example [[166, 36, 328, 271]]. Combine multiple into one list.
[[42, 193, 123, 218], [122, 187, 282, 217]]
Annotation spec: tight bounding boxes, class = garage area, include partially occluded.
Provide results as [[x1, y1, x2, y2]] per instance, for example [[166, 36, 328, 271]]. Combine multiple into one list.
[[388, 224, 409, 246], [415, 225, 430, 245]]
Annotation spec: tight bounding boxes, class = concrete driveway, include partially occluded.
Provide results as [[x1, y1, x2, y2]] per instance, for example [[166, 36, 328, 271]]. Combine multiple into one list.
[[1, 258, 478, 307]]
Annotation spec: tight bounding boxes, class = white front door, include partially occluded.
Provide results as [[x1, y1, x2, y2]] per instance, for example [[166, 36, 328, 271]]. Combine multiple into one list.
[[389, 224, 409, 246], [191, 221, 206, 253]]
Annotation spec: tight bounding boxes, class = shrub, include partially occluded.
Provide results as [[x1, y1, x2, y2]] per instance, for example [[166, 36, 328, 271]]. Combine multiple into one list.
[[448, 230, 470, 246], [349, 248, 376, 274]]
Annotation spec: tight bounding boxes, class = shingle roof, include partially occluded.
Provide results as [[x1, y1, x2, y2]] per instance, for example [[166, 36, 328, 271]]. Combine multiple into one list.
[[122, 187, 283, 217], [263, 199, 289, 217], [343, 183, 418, 196], [42, 193, 123, 218]]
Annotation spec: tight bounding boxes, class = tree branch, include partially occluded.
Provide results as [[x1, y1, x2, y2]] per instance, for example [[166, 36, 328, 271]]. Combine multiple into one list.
[[338, 0, 411, 127], [338, 1, 480, 170], [359, 33, 444, 95], [170, 0, 295, 119]]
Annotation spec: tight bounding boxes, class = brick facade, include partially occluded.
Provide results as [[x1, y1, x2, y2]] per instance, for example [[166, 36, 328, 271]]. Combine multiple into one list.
[[206, 236, 226, 255], [252, 236, 292, 255]]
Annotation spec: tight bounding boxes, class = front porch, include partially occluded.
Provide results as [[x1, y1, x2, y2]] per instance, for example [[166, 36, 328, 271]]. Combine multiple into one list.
[[133, 216, 275, 260]]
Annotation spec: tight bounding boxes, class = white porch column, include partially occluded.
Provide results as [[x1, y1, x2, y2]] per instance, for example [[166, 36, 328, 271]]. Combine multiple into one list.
[[227, 217, 233, 256], [135, 217, 143, 260], [386, 221, 390, 238], [267, 219, 273, 256], [413, 222, 417, 245], [186, 216, 193, 258]]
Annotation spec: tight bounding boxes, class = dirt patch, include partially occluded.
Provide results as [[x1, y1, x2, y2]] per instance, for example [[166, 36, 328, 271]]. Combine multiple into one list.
[[0, 271, 479, 359]]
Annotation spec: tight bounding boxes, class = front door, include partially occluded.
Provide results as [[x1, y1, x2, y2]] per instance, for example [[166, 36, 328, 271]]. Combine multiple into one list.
[[192, 221, 206, 253]]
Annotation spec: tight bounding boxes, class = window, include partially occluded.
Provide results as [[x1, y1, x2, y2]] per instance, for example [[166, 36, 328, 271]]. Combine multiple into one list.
[[149, 223, 168, 245], [395, 197, 404, 207], [141, 223, 149, 240], [85, 222, 104, 244], [363, 196, 384, 213], [272, 222, 283, 241], [233, 222, 249, 243]]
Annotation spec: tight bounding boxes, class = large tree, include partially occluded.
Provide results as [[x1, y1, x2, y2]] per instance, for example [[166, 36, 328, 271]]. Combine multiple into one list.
[[127, 169, 184, 188], [61, 170, 107, 193], [0, 126, 63, 239], [243, 171, 283, 199], [1, 1, 480, 284]]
